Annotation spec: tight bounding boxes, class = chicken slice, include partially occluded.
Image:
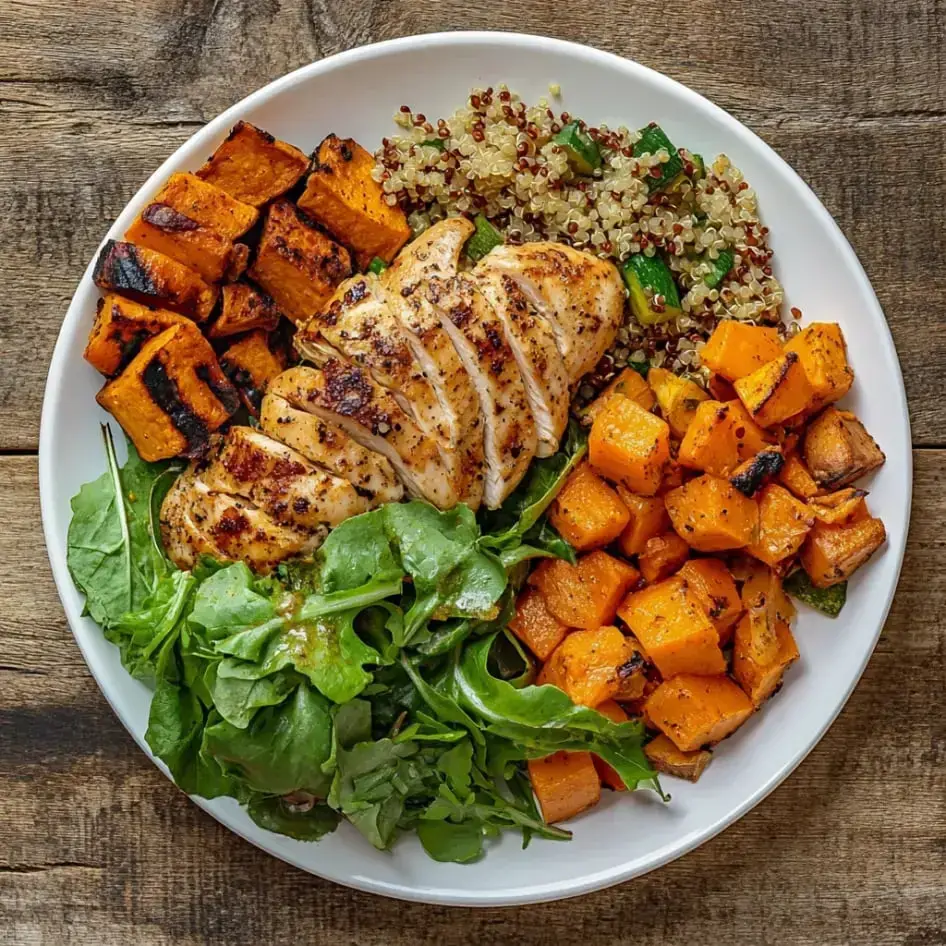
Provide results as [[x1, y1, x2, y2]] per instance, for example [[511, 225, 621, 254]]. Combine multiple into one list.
[[260, 387, 404, 505], [474, 262, 570, 457], [482, 243, 625, 385], [424, 274, 537, 507], [270, 363, 458, 509]]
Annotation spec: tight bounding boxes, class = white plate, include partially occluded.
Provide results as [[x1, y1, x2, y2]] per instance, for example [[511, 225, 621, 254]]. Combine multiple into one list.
[[39, 31, 912, 906]]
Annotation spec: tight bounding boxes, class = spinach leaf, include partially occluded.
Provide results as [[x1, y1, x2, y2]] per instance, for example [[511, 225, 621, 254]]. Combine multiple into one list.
[[317, 507, 403, 592], [189, 564, 279, 640], [417, 819, 484, 863], [246, 795, 340, 841]]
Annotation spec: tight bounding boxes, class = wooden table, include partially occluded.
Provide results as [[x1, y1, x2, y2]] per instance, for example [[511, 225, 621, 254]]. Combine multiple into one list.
[[2, 2, 944, 943]]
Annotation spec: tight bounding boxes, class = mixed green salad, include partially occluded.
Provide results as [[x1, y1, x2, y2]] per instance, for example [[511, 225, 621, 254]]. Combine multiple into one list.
[[67, 424, 660, 863]]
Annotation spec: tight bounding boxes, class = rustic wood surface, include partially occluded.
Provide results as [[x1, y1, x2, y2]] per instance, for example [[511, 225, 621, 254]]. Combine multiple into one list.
[[1, 1, 944, 943]]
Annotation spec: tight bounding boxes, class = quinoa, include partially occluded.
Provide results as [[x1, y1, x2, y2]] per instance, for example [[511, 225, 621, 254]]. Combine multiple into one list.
[[374, 85, 790, 403]]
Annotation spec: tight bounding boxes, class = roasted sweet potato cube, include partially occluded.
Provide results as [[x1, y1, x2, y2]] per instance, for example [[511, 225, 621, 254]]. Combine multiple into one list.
[[657, 460, 688, 496], [802, 407, 886, 489], [644, 733, 712, 782], [584, 368, 656, 422], [509, 587, 569, 661], [297, 135, 412, 269], [96, 322, 239, 461], [701, 321, 784, 381], [778, 452, 822, 499], [638, 532, 689, 584], [729, 448, 785, 497], [648, 367, 710, 438], [665, 474, 759, 552], [800, 516, 887, 588], [220, 330, 288, 415], [784, 322, 853, 409], [618, 575, 726, 679], [589, 394, 671, 496], [538, 625, 645, 707], [196, 121, 309, 207], [548, 462, 630, 551], [808, 488, 868, 525], [210, 282, 284, 338], [616, 488, 670, 557], [93, 240, 218, 321], [593, 700, 631, 790], [677, 559, 743, 645], [727, 399, 777, 461], [747, 483, 816, 566], [678, 400, 742, 476], [248, 200, 352, 323], [644, 674, 754, 752], [152, 172, 259, 240], [530, 551, 640, 629], [733, 614, 800, 706], [84, 293, 189, 376], [734, 351, 817, 428], [528, 751, 601, 823]]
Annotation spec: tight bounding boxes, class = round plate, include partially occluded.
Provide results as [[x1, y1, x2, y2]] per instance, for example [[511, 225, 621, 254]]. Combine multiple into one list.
[[39, 31, 912, 906]]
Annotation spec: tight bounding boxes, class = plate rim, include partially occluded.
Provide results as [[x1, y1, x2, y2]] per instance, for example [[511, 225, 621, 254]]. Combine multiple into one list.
[[38, 29, 913, 906]]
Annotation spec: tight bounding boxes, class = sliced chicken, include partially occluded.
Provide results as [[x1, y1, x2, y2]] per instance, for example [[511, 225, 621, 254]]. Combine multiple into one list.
[[424, 274, 537, 506], [270, 363, 458, 509], [474, 263, 570, 457], [481, 243, 625, 385]]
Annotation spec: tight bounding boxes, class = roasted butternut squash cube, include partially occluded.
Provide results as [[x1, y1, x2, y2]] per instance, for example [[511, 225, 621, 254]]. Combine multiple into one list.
[[220, 330, 288, 415], [618, 575, 726, 679], [616, 488, 671, 556], [93, 240, 218, 321], [593, 700, 631, 790], [96, 322, 239, 462], [778, 452, 822, 499], [584, 367, 656, 422], [734, 351, 817, 428], [528, 751, 601, 823], [248, 200, 352, 323], [538, 625, 645, 707], [747, 483, 816, 566], [643, 733, 712, 782], [727, 399, 777, 461], [152, 172, 259, 240], [707, 372, 738, 402], [799, 516, 887, 588], [808, 487, 868, 525], [196, 121, 309, 207], [701, 321, 783, 381], [733, 614, 799, 706], [784, 322, 853, 409], [548, 462, 630, 551], [729, 448, 785, 497], [84, 293, 189, 376], [739, 560, 796, 624], [678, 400, 742, 476], [644, 674, 754, 752], [647, 366, 710, 438], [530, 551, 640, 629], [638, 532, 689, 584], [210, 282, 284, 338], [665, 474, 759, 552], [509, 587, 569, 661], [298, 135, 412, 269], [802, 407, 886, 489], [589, 394, 671, 496], [677, 559, 743, 644]]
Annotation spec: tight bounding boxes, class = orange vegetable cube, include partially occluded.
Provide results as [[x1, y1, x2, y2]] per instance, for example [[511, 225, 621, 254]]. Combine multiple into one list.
[[701, 321, 784, 381], [589, 394, 671, 496], [593, 700, 630, 790], [734, 352, 817, 428], [638, 532, 689, 583], [528, 752, 601, 823], [739, 560, 796, 625], [802, 407, 886, 490], [210, 282, 283, 338], [618, 575, 725, 678], [648, 367, 710, 438], [733, 615, 800, 706], [665, 474, 760, 552], [644, 674, 754, 752], [615, 489, 670, 557], [548, 462, 630, 551], [678, 400, 742, 476], [807, 488, 868, 525], [799, 516, 887, 588], [727, 399, 777, 461], [729, 448, 786, 498], [747, 483, 816, 566], [707, 373, 738, 402], [643, 733, 713, 782], [509, 587, 569, 661], [778, 452, 822, 499], [677, 559, 743, 644], [784, 322, 853, 409], [584, 368, 656, 423], [149, 171, 259, 240]]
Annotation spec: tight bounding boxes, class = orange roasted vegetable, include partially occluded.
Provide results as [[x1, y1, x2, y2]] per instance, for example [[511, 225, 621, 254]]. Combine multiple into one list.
[[618, 575, 726, 679], [644, 674, 754, 752], [584, 367, 656, 422], [701, 321, 784, 381], [729, 448, 785, 497], [509, 587, 570, 661], [732, 612, 799, 706], [658, 460, 688, 495], [593, 700, 633, 790], [220, 331, 288, 415], [148, 172, 259, 240], [808, 488, 868, 525], [644, 734, 713, 782], [677, 559, 743, 645], [95, 323, 239, 462], [589, 394, 671, 496], [84, 293, 189, 376], [739, 560, 796, 625], [799, 516, 887, 588], [530, 551, 640, 629], [297, 135, 412, 269], [648, 366, 710, 438], [778, 452, 822, 499], [707, 373, 738, 402], [196, 121, 309, 207], [747, 483, 816, 566], [638, 532, 689, 583], [616, 489, 670, 557], [784, 322, 853, 409], [548, 462, 630, 551], [210, 282, 283, 338], [734, 351, 817, 428], [528, 752, 601, 823], [665, 474, 759, 552], [727, 399, 777, 461], [802, 407, 886, 490], [678, 400, 742, 476]]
